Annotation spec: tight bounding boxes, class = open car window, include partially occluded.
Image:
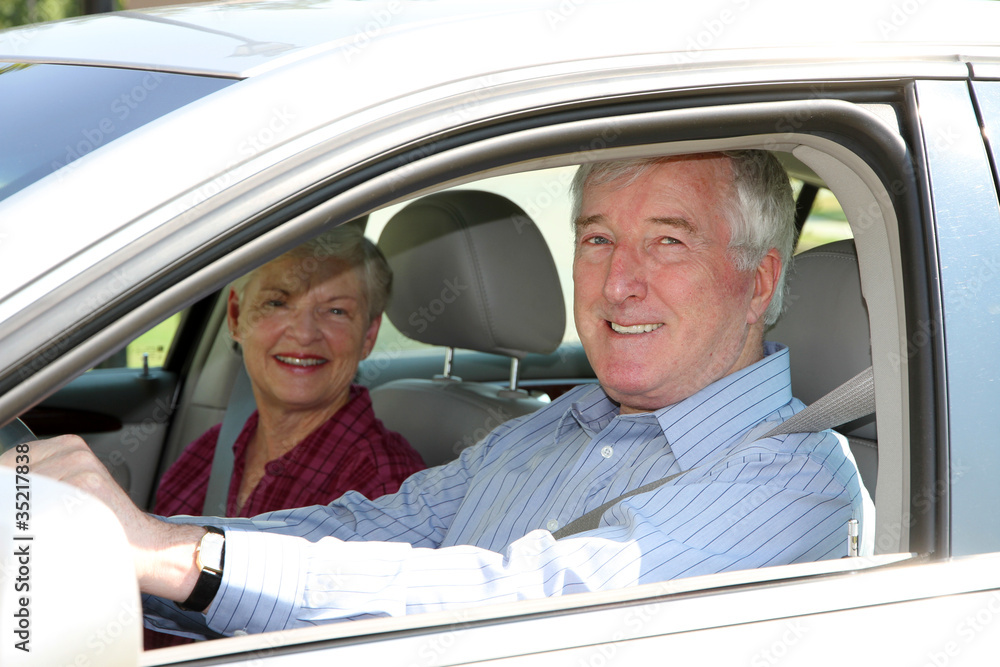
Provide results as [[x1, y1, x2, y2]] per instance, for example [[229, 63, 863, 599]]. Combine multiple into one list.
[[141, 119, 919, 658]]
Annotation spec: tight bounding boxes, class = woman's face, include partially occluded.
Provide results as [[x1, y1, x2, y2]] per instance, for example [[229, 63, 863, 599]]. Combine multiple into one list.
[[228, 253, 380, 418]]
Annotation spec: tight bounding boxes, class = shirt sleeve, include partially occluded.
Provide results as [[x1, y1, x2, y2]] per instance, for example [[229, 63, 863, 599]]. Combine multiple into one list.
[[144, 429, 856, 636], [143, 440, 485, 635]]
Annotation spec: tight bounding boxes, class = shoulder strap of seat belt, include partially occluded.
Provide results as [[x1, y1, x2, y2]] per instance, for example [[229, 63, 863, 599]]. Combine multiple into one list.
[[551, 470, 687, 540], [761, 366, 874, 439], [202, 364, 255, 516], [552, 366, 875, 540]]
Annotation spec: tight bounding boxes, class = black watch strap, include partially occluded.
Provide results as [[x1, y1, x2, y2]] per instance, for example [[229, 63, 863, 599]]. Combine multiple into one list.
[[178, 526, 225, 613]]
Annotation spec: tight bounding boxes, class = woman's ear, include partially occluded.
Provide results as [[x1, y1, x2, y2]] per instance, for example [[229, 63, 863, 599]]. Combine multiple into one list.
[[226, 288, 243, 342], [361, 314, 382, 359]]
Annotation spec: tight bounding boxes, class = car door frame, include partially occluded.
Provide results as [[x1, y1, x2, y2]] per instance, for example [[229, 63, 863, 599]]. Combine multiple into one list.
[[1, 62, 962, 662]]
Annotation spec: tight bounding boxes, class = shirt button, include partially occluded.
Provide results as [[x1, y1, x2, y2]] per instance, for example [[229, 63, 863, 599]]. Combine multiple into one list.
[[266, 461, 284, 475], [546, 519, 560, 532], [601, 445, 614, 459], [233, 629, 248, 637]]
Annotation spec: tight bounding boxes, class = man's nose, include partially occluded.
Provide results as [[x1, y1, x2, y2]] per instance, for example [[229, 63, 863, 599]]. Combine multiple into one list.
[[602, 246, 647, 304]]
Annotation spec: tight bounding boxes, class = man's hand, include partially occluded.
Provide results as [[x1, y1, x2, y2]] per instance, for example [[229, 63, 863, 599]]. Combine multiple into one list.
[[0, 434, 206, 603]]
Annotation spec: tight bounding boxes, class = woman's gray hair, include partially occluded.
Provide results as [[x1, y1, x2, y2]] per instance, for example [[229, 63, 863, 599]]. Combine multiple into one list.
[[231, 225, 392, 324], [571, 150, 795, 326]]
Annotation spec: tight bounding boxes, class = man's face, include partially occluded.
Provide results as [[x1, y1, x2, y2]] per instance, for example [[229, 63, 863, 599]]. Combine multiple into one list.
[[229, 254, 380, 417], [573, 155, 778, 413]]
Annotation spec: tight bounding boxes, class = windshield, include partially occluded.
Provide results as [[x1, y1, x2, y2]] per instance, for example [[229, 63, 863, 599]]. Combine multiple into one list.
[[0, 62, 234, 201]]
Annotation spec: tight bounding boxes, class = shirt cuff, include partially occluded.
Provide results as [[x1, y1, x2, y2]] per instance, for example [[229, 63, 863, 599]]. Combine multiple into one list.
[[203, 528, 308, 635]]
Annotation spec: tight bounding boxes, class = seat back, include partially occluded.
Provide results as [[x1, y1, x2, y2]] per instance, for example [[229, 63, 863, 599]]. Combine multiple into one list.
[[372, 190, 566, 466], [767, 239, 877, 495]]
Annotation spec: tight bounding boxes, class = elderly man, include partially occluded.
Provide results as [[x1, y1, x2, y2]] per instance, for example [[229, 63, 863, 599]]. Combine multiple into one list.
[[3, 150, 869, 638]]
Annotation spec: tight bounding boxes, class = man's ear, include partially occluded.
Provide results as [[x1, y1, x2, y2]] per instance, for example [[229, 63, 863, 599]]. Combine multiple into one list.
[[747, 249, 782, 326], [226, 289, 242, 342], [361, 314, 382, 359]]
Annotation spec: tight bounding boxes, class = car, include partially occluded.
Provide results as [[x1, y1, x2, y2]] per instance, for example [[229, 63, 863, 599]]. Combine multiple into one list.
[[2, 0, 1000, 664]]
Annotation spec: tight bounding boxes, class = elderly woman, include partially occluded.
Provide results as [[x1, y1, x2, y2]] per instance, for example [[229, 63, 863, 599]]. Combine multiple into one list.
[[152, 225, 426, 519]]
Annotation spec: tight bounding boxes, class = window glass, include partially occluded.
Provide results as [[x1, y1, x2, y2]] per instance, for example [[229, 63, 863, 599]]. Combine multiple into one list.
[[126, 313, 182, 368], [94, 313, 183, 370], [0, 63, 234, 202], [793, 181, 852, 252]]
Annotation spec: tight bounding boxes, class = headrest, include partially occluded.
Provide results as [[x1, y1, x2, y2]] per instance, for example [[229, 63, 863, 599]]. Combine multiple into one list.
[[378, 190, 565, 359], [768, 239, 872, 409]]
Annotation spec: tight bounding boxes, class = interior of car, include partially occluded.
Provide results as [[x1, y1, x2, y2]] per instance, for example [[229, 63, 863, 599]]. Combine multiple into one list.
[[12, 99, 935, 660], [19, 141, 896, 550], [6, 104, 938, 662]]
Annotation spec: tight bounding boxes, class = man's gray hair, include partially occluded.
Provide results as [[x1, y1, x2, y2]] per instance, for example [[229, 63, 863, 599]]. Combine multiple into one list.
[[231, 225, 392, 323], [570, 150, 795, 326]]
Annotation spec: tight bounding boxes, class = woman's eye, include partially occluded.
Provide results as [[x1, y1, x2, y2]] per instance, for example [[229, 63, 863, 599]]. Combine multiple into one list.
[[264, 299, 285, 308]]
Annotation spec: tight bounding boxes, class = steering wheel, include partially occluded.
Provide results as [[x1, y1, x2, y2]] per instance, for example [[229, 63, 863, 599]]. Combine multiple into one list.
[[0, 418, 36, 453]]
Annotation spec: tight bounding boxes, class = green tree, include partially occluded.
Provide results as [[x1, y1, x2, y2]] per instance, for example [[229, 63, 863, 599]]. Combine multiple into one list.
[[0, 0, 83, 29]]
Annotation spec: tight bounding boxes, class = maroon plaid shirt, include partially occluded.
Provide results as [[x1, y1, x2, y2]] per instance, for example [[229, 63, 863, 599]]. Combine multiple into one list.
[[153, 385, 426, 519], [147, 385, 424, 649]]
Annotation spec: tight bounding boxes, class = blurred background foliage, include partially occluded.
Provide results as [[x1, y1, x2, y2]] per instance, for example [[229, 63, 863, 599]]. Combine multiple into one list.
[[0, 0, 123, 29], [2, 0, 81, 29]]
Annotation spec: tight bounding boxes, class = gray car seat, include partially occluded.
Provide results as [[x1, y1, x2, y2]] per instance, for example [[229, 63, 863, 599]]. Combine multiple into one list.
[[371, 190, 566, 466], [767, 239, 877, 496]]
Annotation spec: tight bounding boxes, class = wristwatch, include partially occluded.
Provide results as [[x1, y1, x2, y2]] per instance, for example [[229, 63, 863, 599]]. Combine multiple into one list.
[[178, 526, 225, 613]]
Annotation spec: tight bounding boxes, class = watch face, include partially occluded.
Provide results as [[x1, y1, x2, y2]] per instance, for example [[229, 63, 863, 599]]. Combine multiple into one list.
[[197, 532, 225, 575]]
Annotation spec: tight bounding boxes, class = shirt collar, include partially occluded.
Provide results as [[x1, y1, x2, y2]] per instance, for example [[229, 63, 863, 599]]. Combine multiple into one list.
[[655, 342, 792, 469], [563, 385, 620, 437], [560, 342, 793, 468]]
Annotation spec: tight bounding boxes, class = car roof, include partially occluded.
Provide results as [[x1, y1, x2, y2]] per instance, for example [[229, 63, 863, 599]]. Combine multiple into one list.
[[2, 0, 1000, 78]]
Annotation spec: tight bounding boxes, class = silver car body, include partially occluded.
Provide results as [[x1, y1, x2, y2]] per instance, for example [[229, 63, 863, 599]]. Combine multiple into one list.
[[1, 0, 1000, 664]]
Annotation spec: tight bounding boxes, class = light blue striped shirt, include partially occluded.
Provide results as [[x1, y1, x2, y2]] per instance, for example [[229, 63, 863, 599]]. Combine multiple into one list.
[[145, 343, 868, 637]]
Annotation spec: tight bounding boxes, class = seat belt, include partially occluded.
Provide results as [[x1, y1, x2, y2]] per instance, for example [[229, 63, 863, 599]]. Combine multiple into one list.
[[202, 364, 256, 516], [552, 366, 875, 540], [761, 366, 874, 439], [551, 470, 688, 539]]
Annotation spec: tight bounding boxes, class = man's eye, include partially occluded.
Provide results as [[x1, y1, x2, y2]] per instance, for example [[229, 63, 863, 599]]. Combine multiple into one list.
[[660, 237, 681, 245], [329, 307, 346, 316], [586, 236, 612, 245], [265, 300, 285, 308]]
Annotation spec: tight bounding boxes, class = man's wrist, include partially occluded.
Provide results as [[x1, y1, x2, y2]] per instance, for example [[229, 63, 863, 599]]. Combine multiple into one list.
[[135, 520, 211, 603], [178, 526, 225, 612]]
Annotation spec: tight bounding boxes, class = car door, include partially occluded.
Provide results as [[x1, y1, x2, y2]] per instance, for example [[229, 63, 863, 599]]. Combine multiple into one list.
[[931, 76, 1000, 556], [144, 87, 930, 662], [22, 357, 179, 509], [169, 70, 999, 663], [17, 302, 221, 509]]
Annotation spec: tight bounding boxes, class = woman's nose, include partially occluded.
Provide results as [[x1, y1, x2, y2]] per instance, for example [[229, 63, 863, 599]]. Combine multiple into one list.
[[286, 307, 321, 342]]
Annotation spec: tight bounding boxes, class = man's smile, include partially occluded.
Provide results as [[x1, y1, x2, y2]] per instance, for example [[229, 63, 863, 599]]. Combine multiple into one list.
[[609, 321, 664, 334]]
